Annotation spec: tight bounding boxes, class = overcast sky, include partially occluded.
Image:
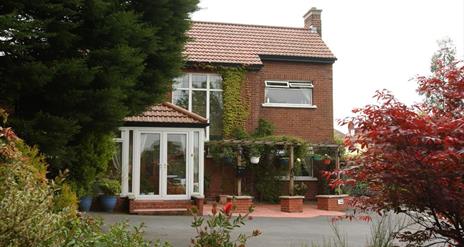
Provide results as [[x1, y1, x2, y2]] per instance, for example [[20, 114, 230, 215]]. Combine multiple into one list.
[[191, 0, 464, 132]]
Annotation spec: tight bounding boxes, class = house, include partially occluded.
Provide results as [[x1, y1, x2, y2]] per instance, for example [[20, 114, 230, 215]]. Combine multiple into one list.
[[114, 7, 336, 214]]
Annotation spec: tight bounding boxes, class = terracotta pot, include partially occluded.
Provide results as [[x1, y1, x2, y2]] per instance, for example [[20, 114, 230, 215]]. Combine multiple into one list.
[[323, 158, 331, 165]]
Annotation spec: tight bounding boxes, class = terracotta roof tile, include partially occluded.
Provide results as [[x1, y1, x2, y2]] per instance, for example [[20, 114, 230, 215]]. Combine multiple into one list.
[[184, 21, 336, 65], [124, 102, 207, 125]]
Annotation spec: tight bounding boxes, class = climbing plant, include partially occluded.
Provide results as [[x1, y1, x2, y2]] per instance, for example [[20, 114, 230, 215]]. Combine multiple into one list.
[[218, 67, 248, 138]]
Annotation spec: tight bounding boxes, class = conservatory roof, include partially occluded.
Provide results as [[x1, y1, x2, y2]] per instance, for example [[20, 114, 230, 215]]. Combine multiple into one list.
[[124, 102, 208, 127]]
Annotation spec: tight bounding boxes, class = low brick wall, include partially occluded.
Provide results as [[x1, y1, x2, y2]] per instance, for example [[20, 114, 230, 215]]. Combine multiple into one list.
[[128, 196, 204, 215], [226, 196, 253, 214], [316, 195, 349, 211], [280, 196, 304, 212]]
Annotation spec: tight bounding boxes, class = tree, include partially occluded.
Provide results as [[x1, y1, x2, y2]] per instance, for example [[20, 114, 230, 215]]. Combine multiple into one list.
[[0, 0, 198, 187], [332, 47, 464, 245]]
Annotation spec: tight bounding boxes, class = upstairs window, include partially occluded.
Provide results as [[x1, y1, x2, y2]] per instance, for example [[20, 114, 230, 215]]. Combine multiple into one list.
[[263, 80, 315, 108], [172, 73, 223, 140]]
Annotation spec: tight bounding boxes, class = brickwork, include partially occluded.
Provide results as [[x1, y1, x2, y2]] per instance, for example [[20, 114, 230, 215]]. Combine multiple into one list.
[[280, 196, 304, 212], [128, 199, 203, 215], [316, 195, 349, 211], [226, 196, 253, 214], [244, 61, 334, 143]]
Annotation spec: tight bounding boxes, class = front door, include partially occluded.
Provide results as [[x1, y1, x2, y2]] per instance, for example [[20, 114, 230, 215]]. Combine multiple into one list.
[[135, 131, 188, 199]]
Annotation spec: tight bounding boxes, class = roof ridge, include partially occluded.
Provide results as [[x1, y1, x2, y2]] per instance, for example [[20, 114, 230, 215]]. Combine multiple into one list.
[[162, 102, 208, 123], [191, 20, 307, 31]]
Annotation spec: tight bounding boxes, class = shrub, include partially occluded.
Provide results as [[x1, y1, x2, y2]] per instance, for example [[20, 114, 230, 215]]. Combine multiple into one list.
[[190, 202, 261, 247], [98, 178, 121, 195], [0, 120, 164, 247]]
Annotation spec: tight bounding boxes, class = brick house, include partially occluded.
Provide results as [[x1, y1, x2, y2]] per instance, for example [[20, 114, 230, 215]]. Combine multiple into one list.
[[116, 7, 336, 214]]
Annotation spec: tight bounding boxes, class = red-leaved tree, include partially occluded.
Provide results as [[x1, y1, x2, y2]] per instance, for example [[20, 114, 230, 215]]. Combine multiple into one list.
[[332, 54, 464, 246]]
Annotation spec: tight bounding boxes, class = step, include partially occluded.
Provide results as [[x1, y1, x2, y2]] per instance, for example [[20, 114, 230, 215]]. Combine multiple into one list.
[[131, 208, 189, 215]]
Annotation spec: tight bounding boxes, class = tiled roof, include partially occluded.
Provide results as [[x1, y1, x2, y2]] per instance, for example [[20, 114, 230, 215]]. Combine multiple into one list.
[[184, 21, 336, 65], [124, 102, 208, 125]]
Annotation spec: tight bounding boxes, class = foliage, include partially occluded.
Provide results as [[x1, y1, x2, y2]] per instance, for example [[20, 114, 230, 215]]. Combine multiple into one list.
[[53, 182, 78, 214], [294, 182, 309, 196], [218, 67, 248, 138], [252, 119, 275, 137], [190, 202, 261, 247], [329, 49, 464, 245], [0, 121, 165, 246], [0, 0, 199, 189], [98, 178, 121, 195], [247, 145, 262, 157]]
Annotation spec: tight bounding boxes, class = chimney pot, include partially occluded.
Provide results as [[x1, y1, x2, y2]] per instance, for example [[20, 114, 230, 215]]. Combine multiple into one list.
[[304, 7, 322, 36]]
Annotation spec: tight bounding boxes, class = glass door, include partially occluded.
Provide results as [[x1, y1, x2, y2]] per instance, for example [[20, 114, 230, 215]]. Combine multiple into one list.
[[138, 133, 161, 196], [166, 133, 187, 196]]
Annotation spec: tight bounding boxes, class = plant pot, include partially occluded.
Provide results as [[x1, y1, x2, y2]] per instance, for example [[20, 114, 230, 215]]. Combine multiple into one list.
[[223, 157, 234, 165], [79, 196, 93, 212], [236, 166, 246, 176], [101, 195, 118, 213], [250, 156, 260, 164], [323, 159, 331, 165], [278, 157, 289, 166], [316, 194, 349, 211]]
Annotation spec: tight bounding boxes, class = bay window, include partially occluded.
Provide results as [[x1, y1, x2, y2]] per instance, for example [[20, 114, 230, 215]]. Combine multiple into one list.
[[172, 73, 223, 140]]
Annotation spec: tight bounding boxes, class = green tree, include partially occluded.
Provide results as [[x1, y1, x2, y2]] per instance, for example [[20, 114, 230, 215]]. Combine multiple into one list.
[[0, 0, 198, 188]]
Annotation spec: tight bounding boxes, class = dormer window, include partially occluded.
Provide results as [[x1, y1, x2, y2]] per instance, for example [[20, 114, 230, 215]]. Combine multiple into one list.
[[263, 80, 316, 108]]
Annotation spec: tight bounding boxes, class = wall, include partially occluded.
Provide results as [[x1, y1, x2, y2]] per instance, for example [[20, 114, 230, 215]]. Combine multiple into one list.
[[244, 60, 334, 143]]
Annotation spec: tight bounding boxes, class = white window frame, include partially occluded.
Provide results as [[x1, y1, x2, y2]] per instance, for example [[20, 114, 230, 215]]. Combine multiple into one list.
[[262, 80, 317, 109], [172, 73, 223, 140], [118, 127, 205, 199]]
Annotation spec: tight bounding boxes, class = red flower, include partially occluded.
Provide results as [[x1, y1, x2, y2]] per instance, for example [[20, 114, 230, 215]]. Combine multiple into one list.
[[223, 202, 233, 215]]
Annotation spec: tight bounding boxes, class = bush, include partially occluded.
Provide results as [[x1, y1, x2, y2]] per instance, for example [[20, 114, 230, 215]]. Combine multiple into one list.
[[190, 202, 261, 247], [0, 121, 164, 247], [98, 178, 121, 195]]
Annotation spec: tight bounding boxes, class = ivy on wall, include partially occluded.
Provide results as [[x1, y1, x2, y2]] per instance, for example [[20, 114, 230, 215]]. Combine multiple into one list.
[[217, 67, 248, 138]]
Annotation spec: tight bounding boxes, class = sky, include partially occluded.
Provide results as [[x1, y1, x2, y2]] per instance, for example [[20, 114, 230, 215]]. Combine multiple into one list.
[[191, 0, 464, 132]]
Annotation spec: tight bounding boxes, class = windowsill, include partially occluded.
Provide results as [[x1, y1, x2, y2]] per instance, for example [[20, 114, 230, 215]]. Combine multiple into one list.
[[276, 176, 318, 181], [262, 103, 317, 109]]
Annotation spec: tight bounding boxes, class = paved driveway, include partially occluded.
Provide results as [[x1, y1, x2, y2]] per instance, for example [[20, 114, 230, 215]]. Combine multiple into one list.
[[91, 213, 377, 247]]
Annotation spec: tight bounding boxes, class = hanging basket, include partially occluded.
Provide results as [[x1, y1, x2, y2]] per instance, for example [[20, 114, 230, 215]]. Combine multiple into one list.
[[323, 158, 332, 165], [250, 156, 260, 164]]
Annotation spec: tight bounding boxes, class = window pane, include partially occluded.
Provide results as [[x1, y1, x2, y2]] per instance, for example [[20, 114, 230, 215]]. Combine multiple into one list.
[[167, 134, 187, 195], [193, 132, 200, 193], [172, 90, 189, 110], [209, 91, 223, 140], [192, 74, 207, 89], [192, 91, 206, 117], [173, 74, 189, 89], [108, 142, 122, 179], [140, 133, 161, 195], [265, 88, 312, 105], [209, 75, 223, 89]]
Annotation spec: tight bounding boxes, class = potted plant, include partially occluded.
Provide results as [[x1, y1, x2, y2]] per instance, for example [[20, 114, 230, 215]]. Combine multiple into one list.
[[77, 185, 93, 212], [322, 154, 332, 165], [98, 178, 121, 213], [275, 149, 288, 166], [223, 146, 235, 165], [248, 145, 261, 164]]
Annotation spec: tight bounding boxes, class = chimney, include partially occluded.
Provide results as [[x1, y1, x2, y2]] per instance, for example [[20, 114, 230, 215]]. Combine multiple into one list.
[[304, 7, 322, 36]]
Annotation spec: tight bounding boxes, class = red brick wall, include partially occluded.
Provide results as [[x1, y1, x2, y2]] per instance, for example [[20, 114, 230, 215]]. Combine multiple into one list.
[[244, 61, 334, 143]]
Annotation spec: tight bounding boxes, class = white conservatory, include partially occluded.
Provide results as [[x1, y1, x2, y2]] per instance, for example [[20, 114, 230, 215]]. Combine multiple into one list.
[[115, 102, 207, 214]]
